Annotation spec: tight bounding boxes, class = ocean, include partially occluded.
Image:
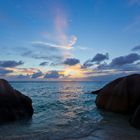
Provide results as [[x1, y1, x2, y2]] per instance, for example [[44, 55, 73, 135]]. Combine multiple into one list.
[[0, 81, 140, 140]]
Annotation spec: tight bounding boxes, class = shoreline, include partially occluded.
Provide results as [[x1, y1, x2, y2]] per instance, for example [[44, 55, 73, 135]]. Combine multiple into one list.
[[1, 111, 140, 140]]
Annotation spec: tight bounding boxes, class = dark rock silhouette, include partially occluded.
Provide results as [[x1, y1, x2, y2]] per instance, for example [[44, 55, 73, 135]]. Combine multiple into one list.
[[93, 74, 140, 114], [0, 79, 33, 122], [92, 89, 101, 94], [92, 74, 140, 128]]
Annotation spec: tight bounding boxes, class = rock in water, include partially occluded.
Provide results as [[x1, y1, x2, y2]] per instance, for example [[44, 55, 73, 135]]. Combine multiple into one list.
[[93, 74, 140, 114], [0, 79, 33, 122]]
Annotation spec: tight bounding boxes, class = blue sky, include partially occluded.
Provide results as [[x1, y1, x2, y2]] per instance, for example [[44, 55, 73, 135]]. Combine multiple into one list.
[[0, 0, 140, 80]]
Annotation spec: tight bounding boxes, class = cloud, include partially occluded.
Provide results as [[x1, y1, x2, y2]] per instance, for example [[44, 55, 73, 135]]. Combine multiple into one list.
[[21, 39, 73, 64], [91, 53, 109, 63], [22, 43, 64, 62], [50, 63, 58, 66], [80, 52, 140, 80], [81, 53, 109, 69], [90, 53, 140, 79], [97, 62, 140, 72], [95, 53, 140, 72], [28, 5, 77, 63], [31, 71, 44, 79], [120, 63, 140, 71], [44, 70, 64, 79], [0, 68, 13, 75], [86, 72, 137, 81], [2, 74, 31, 81], [110, 53, 140, 67], [8, 67, 41, 76], [63, 58, 80, 66], [13, 74, 31, 79], [53, 6, 77, 49], [32, 41, 72, 50], [12, 5, 77, 66], [96, 62, 109, 70], [16, 74, 30, 79], [67, 36, 77, 48], [39, 62, 49, 66], [81, 60, 93, 69], [0, 60, 24, 68], [132, 45, 140, 51]]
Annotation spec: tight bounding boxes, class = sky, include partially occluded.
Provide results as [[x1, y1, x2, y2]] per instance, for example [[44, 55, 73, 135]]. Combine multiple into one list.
[[0, 0, 140, 81]]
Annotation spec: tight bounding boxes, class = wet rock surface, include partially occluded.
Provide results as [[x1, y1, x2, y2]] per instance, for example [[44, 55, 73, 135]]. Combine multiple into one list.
[[0, 79, 33, 122]]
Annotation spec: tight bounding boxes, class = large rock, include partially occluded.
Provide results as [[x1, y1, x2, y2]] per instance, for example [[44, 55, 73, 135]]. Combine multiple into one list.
[[93, 74, 140, 114], [0, 79, 33, 122]]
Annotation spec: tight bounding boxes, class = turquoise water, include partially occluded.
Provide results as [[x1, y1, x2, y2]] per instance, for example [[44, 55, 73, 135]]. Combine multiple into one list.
[[0, 81, 105, 138], [0, 81, 140, 140]]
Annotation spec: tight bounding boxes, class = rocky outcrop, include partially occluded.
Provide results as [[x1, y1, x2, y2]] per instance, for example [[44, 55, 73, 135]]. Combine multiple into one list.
[[93, 74, 140, 114], [92, 74, 140, 129], [0, 79, 33, 122]]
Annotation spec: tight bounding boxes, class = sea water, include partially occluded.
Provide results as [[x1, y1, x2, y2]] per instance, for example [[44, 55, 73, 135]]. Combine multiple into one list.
[[0, 81, 140, 140]]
